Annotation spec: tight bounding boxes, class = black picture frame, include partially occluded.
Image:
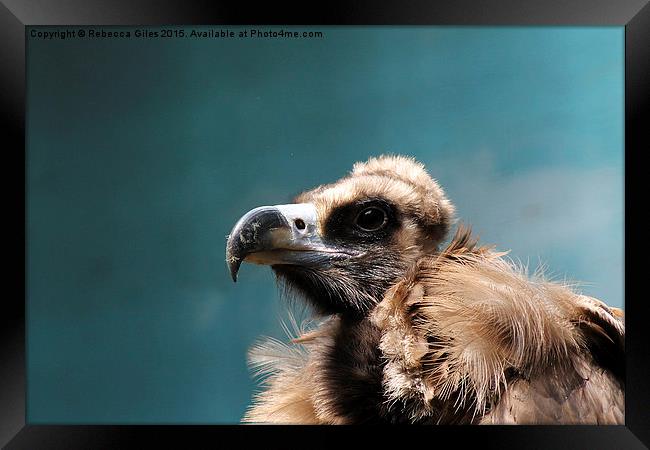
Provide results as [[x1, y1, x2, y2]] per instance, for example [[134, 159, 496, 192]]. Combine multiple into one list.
[[2, 1, 648, 448]]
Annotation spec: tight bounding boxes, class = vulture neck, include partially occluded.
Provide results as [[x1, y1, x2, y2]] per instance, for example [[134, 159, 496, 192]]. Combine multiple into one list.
[[314, 310, 478, 424], [316, 314, 468, 424], [316, 314, 390, 423]]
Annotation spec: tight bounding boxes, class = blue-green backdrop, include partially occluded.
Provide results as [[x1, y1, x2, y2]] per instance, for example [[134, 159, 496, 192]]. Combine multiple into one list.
[[26, 26, 624, 423]]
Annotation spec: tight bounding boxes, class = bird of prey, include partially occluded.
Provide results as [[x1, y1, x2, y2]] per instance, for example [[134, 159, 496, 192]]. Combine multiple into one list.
[[225, 155, 624, 425]]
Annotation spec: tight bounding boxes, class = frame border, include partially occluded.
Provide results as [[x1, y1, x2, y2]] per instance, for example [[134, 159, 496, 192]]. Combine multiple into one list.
[[2, 1, 648, 448]]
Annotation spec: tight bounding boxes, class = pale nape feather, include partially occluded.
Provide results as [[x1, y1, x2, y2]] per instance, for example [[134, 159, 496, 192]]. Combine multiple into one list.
[[243, 226, 624, 424]]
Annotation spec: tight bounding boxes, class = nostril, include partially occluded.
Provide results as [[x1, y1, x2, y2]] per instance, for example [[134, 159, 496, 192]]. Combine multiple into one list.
[[294, 219, 306, 230]]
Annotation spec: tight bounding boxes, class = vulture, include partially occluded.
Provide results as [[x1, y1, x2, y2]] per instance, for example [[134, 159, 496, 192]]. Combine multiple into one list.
[[225, 155, 624, 425]]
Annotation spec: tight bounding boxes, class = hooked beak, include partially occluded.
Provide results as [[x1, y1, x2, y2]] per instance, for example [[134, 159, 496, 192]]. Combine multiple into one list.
[[225, 203, 353, 282]]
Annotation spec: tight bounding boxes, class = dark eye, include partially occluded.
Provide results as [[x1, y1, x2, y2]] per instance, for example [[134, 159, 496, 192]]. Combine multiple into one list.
[[355, 207, 387, 231]]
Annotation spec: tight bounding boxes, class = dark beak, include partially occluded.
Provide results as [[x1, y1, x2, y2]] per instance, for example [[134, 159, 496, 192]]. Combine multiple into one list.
[[225, 206, 289, 281], [226, 203, 352, 282]]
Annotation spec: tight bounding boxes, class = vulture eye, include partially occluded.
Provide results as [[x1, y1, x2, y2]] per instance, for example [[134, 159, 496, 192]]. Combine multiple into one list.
[[355, 207, 388, 231]]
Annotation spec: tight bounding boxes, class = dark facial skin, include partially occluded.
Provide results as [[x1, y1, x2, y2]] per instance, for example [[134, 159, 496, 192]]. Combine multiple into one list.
[[272, 197, 412, 319]]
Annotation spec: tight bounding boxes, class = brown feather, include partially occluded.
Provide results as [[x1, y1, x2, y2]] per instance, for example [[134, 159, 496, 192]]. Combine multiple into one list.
[[371, 226, 624, 423]]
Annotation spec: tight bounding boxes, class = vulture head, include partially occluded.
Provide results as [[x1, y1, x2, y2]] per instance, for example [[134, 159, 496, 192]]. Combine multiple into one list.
[[226, 155, 455, 317]]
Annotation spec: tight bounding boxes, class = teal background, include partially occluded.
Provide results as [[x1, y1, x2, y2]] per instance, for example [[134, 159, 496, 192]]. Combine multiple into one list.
[[26, 26, 624, 423]]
